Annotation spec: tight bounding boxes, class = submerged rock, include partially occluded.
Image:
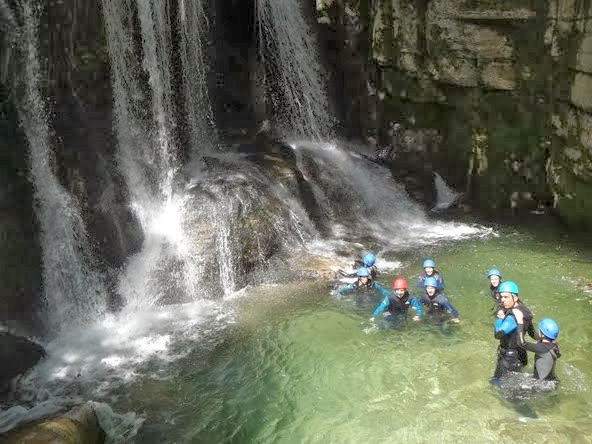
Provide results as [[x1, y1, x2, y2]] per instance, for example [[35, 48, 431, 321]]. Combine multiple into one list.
[[1, 404, 105, 444], [0, 333, 45, 393]]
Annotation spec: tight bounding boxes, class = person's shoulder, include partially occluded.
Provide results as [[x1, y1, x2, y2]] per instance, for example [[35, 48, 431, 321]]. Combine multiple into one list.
[[517, 303, 533, 318]]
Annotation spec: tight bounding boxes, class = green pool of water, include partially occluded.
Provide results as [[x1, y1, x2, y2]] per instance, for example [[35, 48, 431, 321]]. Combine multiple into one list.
[[126, 225, 592, 443]]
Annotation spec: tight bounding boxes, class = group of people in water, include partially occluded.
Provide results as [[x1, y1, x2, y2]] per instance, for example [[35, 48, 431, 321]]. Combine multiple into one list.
[[333, 254, 561, 385]]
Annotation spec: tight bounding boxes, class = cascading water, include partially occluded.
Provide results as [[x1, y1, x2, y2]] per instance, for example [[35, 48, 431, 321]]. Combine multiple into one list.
[[135, 0, 177, 197], [13, 1, 106, 333], [288, 142, 490, 252], [256, 0, 332, 140], [1, 1, 502, 440], [101, 0, 210, 306], [177, 0, 212, 152]]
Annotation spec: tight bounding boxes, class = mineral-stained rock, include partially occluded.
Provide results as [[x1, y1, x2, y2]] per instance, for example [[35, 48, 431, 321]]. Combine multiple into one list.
[[1, 404, 105, 444]]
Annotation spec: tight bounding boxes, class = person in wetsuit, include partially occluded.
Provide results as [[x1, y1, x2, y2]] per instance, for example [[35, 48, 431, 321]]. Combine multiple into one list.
[[418, 276, 459, 323], [416, 259, 445, 290], [338, 252, 378, 280], [514, 313, 561, 382], [487, 268, 502, 306], [369, 276, 423, 323], [492, 281, 538, 379], [334, 267, 390, 309]]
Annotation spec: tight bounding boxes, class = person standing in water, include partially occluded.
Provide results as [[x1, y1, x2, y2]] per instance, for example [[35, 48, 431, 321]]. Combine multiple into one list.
[[370, 277, 422, 323], [487, 268, 502, 304], [487, 268, 503, 314], [492, 281, 538, 379], [334, 267, 390, 304], [514, 312, 561, 383], [418, 277, 459, 323], [416, 259, 445, 290]]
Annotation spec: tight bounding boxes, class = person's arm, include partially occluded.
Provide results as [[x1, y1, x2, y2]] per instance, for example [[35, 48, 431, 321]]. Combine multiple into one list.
[[526, 320, 539, 340], [335, 283, 354, 298], [438, 274, 445, 290], [337, 270, 357, 278], [440, 296, 459, 319], [410, 297, 423, 319], [515, 322, 546, 353], [372, 282, 391, 299], [494, 315, 517, 339], [371, 297, 390, 320], [514, 307, 539, 340]]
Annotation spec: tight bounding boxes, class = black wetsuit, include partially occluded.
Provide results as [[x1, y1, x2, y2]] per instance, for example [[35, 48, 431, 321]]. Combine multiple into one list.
[[514, 304, 538, 366], [494, 313, 523, 378], [518, 327, 561, 381], [490, 286, 501, 303], [493, 304, 537, 378], [489, 286, 501, 314]]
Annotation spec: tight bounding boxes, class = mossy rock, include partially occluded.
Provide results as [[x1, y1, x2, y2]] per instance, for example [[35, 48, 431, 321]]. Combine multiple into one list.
[[1, 405, 105, 444]]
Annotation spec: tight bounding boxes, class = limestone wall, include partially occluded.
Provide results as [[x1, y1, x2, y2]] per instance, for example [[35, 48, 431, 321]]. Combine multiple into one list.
[[318, 0, 592, 228]]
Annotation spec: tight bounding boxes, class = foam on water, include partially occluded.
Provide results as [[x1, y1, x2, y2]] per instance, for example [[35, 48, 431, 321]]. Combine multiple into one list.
[[0, 299, 227, 436]]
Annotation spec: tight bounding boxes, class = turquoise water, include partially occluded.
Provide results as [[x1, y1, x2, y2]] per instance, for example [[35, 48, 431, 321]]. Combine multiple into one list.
[[115, 224, 592, 443]]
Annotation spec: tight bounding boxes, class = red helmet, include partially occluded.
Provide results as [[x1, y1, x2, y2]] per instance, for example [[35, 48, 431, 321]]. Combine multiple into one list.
[[393, 277, 409, 290]]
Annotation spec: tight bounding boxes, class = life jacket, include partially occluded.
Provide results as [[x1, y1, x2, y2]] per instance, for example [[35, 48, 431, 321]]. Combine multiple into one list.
[[388, 292, 411, 315], [421, 292, 446, 313]]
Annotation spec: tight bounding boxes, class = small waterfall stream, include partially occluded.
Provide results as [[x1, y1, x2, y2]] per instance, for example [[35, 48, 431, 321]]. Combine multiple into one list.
[[15, 0, 106, 332], [256, 0, 333, 139]]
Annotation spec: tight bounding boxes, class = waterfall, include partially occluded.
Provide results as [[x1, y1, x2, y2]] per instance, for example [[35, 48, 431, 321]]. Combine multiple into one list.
[[178, 0, 212, 152], [136, 0, 178, 197], [432, 173, 460, 211], [101, 0, 213, 307], [15, 1, 106, 332], [256, 0, 332, 140]]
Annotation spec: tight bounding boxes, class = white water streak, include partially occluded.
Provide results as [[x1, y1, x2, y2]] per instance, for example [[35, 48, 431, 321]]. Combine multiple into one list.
[[178, 0, 212, 153], [18, 0, 106, 332], [136, 0, 177, 198], [256, 0, 332, 139]]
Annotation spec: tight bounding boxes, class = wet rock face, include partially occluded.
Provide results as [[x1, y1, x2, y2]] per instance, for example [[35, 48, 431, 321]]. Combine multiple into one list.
[[2, 404, 105, 444], [0, 87, 42, 330], [374, 127, 441, 206], [317, 0, 592, 229]]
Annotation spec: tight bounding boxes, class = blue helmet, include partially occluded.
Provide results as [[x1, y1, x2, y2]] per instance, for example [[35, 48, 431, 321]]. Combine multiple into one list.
[[363, 253, 376, 267], [538, 318, 559, 340], [423, 259, 436, 268], [424, 277, 439, 288], [498, 281, 519, 295], [356, 267, 371, 278], [487, 268, 502, 278]]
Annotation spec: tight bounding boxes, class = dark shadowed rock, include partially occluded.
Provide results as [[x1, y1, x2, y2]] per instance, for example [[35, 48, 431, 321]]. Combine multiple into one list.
[[0, 333, 46, 391]]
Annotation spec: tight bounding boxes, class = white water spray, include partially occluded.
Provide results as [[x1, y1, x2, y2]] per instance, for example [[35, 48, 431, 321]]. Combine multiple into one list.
[[256, 0, 332, 139], [432, 172, 461, 211], [101, 0, 211, 307]]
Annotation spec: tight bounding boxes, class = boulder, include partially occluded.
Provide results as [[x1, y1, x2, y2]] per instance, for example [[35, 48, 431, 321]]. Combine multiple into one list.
[[1, 404, 104, 444]]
